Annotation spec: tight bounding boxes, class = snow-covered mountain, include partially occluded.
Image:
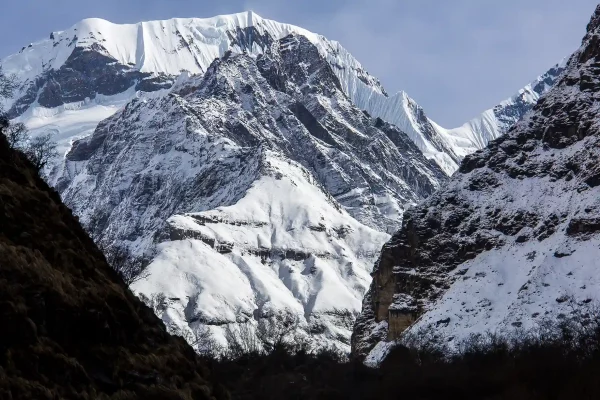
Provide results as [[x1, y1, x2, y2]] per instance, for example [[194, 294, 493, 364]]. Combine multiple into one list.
[[2, 12, 388, 177], [353, 4, 600, 364], [2, 11, 562, 177], [360, 62, 566, 175], [0, 11, 564, 353], [53, 33, 446, 352]]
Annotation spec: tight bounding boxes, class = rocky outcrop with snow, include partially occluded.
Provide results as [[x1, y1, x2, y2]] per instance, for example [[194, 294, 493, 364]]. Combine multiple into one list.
[[353, 4, 600, 363], [55, 34, 446, 353]]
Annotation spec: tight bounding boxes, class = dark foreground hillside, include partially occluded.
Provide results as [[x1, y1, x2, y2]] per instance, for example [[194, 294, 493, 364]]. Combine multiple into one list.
[[0, 122, 226, 399]]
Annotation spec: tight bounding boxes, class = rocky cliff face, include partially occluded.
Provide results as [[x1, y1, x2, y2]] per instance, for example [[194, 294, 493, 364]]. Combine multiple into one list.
[[353, 4, 600, 363], [0, 125, 224, 398], [56, 34, 446, 353]]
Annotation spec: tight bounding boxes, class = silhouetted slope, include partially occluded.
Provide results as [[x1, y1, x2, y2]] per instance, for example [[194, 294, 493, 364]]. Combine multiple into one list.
[[0, 127, 225, 399]]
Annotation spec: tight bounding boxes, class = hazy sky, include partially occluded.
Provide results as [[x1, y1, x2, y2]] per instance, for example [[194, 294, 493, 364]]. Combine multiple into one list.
[[0, 0, 597, 127]]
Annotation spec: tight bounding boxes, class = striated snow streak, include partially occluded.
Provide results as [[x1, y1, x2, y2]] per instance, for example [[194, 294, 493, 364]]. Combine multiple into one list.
[[2, 12, 384, 108]]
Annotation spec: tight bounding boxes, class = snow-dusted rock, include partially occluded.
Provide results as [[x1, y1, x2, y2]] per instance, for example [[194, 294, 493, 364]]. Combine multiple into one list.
[[353, 4, 600, 361], [56, 35, 445, 352]]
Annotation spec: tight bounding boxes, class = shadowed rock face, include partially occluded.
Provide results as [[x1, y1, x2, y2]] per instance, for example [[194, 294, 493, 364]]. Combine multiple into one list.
[[352, 4, 600, 361], [0, 129, 224, 398], [8, 44, 173, 118]]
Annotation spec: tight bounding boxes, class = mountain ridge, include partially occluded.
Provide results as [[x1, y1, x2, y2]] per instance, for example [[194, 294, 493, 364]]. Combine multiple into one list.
[[2, 11, 563, 175]]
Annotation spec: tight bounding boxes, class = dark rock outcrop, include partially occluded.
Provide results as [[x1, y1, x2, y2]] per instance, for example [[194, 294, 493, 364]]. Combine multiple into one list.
[[8, 45, 173, 118]]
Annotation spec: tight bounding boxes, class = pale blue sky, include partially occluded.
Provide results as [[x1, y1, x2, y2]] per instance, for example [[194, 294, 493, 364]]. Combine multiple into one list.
[[0, 0, 597, 126]]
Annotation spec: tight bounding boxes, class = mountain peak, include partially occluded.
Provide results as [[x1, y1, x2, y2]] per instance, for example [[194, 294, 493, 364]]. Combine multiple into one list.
[[53, 31, 445, 353], [586, 4, 600, 33]]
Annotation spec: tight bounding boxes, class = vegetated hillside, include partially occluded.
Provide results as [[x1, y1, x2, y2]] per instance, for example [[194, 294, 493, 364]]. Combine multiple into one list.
[[353, 3, 600, 363], [205, 312, 600, 400], [0, 121, 225, 399]]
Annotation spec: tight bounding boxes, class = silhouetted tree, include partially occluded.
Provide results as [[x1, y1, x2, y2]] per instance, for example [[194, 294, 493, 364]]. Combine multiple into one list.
[[22, 133, 58, 172], [0, 66, 57, 171], [97, 242, 148, 286], [3, 121, 27, 149], [0, 66, 17, 104]]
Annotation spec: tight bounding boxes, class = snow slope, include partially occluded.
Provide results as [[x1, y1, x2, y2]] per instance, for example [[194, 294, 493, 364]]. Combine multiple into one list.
[[133, 152, 387, 352], [3, 11, 561, 177], [353, 4, 600, 363]]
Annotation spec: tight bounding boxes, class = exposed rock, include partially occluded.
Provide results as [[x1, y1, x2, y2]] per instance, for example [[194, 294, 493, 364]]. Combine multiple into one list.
[[8, 46, 173, 118]]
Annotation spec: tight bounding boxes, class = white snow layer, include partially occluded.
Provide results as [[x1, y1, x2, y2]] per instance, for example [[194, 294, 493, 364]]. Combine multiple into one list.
[[132, 152, 388, 353]]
